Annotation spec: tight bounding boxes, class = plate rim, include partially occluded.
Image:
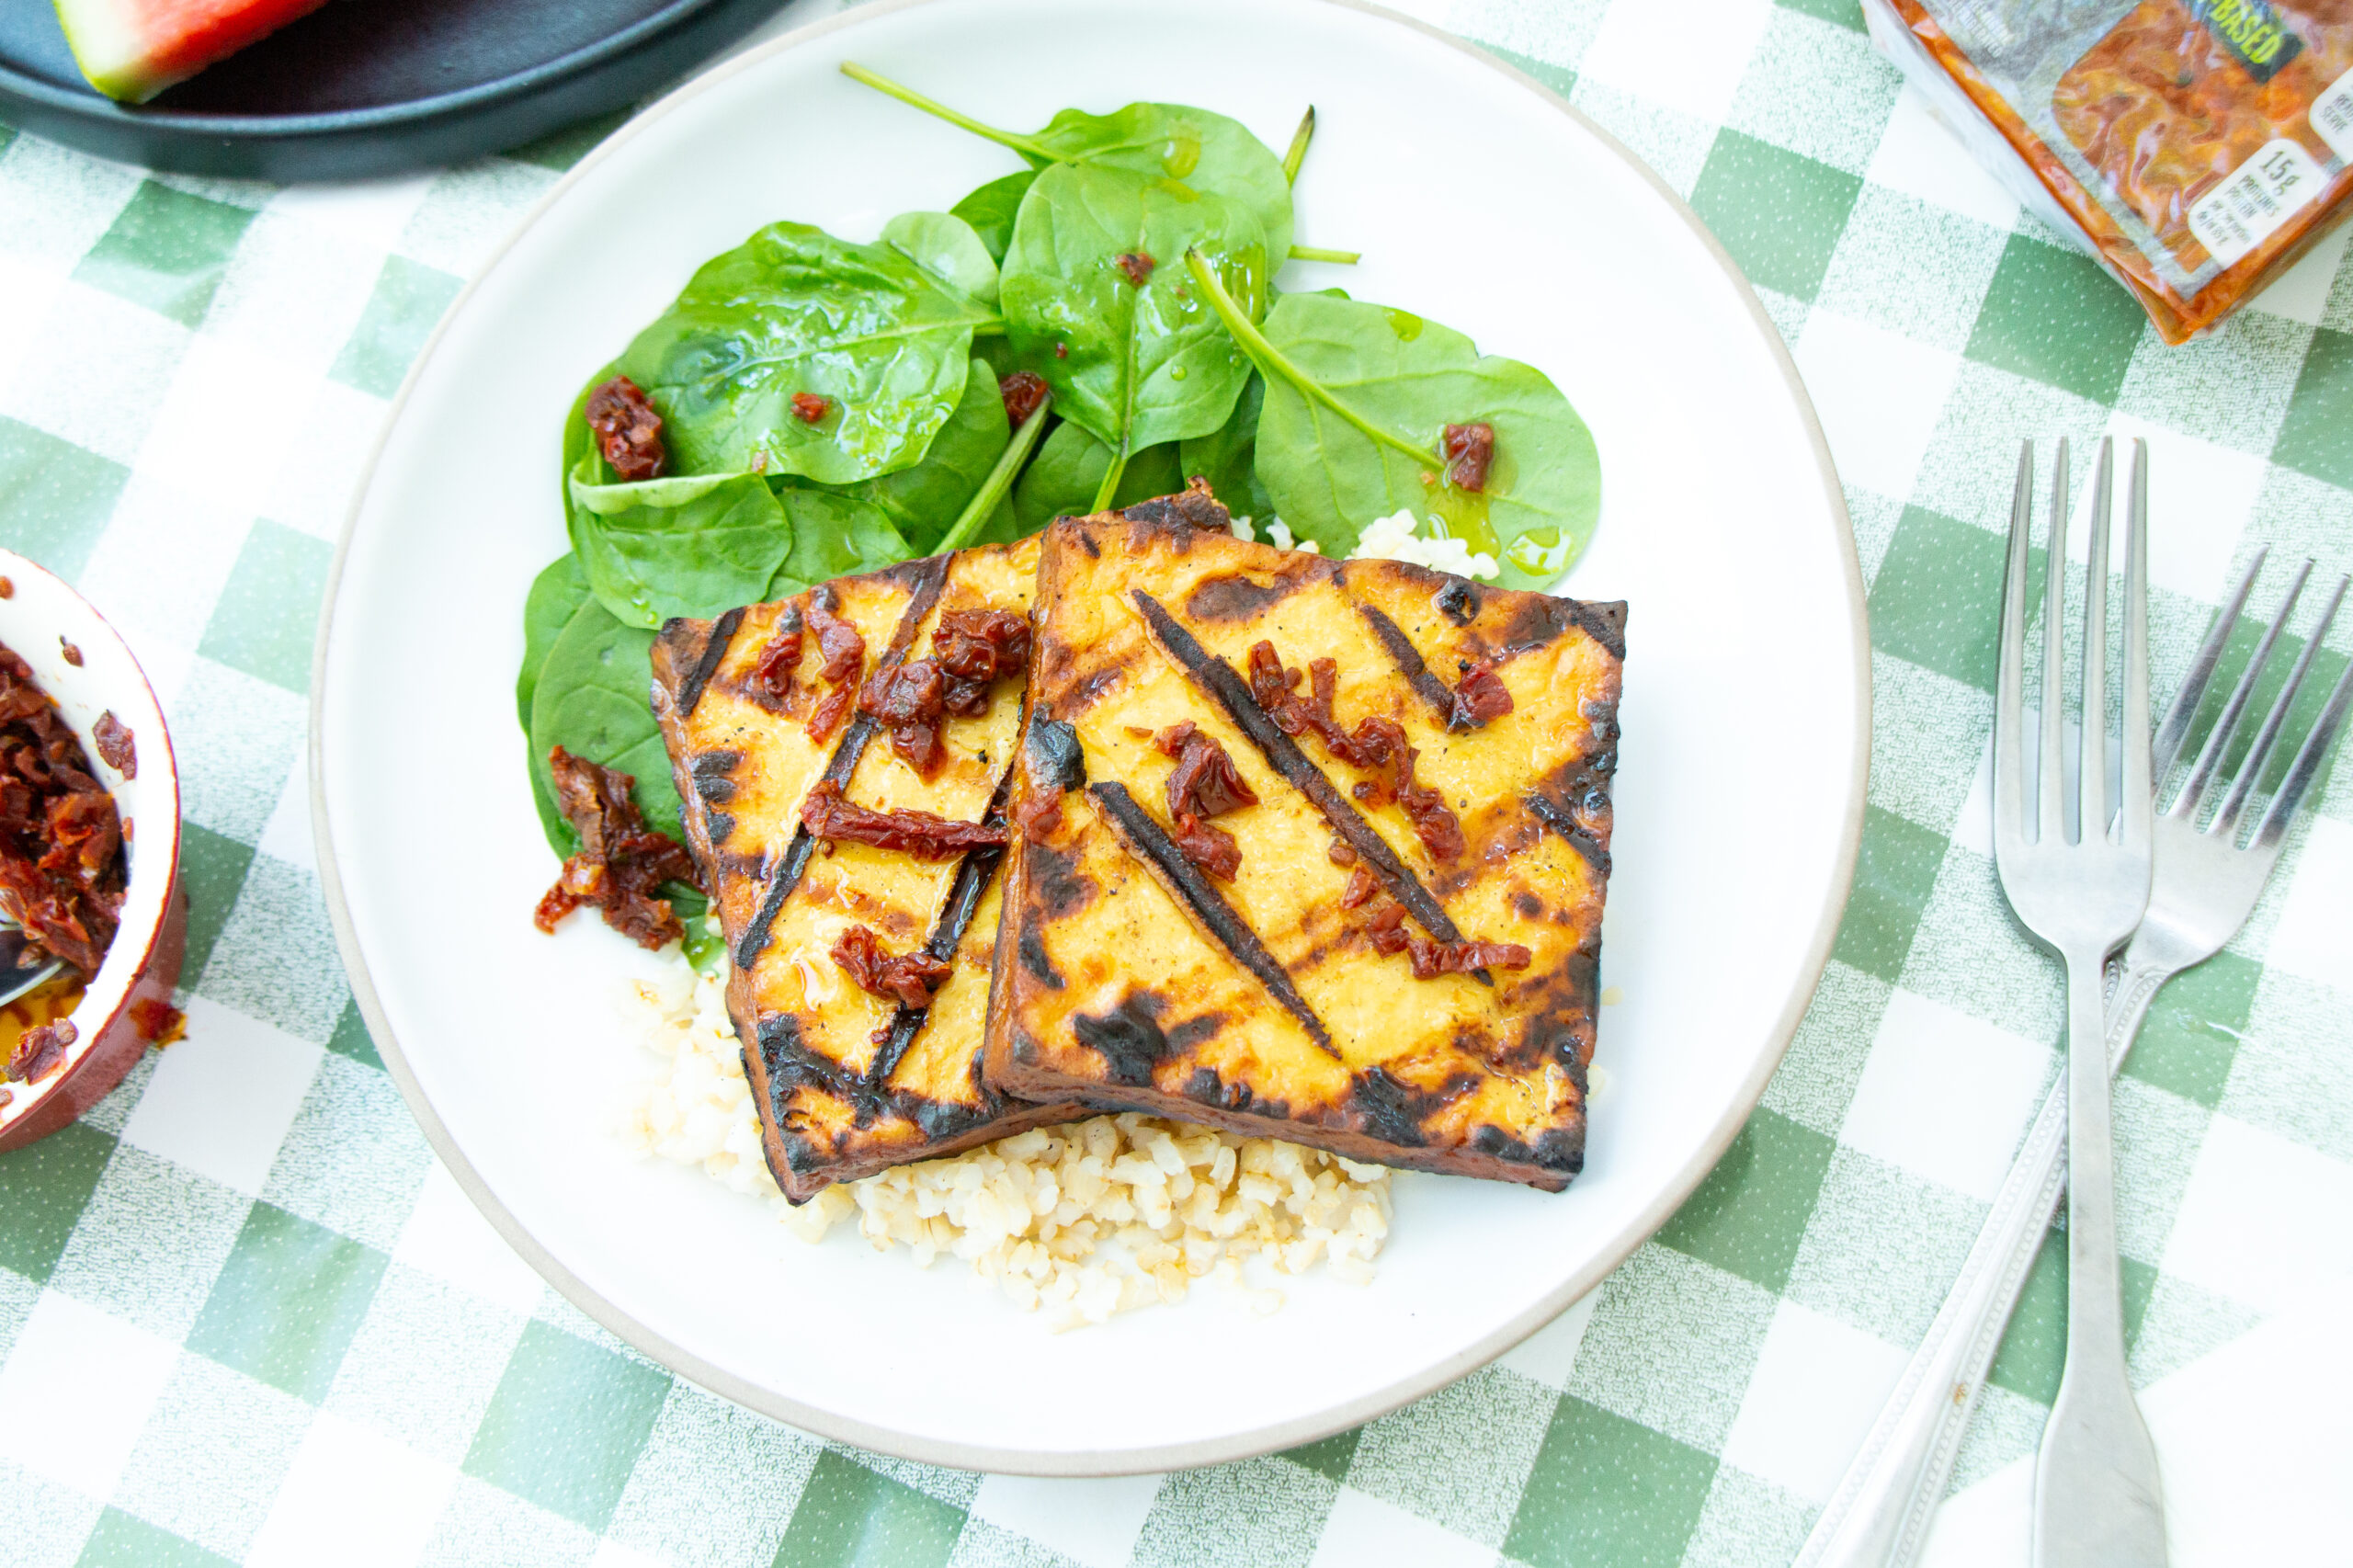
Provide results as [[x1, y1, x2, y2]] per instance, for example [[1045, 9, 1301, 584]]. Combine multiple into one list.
[[310, 0, 1870, 1477]]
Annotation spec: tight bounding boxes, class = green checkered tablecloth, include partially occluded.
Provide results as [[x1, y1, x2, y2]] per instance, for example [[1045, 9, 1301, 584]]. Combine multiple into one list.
[[5, 0, 2350, 1563]]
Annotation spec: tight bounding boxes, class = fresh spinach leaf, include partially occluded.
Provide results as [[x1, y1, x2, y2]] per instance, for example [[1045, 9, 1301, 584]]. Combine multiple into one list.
[[1188, 259, 1601, 588], [1000, 163, 1265, 488], [882, 211, 1000, 307], [1176, 372, 1271, 523], [518, 551, 592, 729], [676, 890, 724, 971], [528, 597, 680, 856], [566, 465, 796, 631], [820, 358, 1008, 552], [950, 170, 1038, 265], [616, 221, 996, 484], [1012, 421, 1184, 532], [844, 66, 1295, 263], [769, 488, 914, 596]]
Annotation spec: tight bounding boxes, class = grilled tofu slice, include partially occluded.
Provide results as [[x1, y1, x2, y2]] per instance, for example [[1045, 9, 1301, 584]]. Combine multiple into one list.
[[650, 538, 1078, 1202], [983, 512, 1623, 1189]]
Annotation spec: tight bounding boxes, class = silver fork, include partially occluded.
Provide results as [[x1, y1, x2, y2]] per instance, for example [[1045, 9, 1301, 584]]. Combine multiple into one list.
[[1799, 446, 2353, 1568], [2004, 437, 2162, 1568], [1801, 551, 2352, 1566]]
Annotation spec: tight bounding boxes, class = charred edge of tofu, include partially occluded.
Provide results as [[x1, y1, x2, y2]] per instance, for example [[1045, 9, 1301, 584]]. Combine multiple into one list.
[[991, 1019, 1586, 1190], [755, 1009, 1079, 1199]]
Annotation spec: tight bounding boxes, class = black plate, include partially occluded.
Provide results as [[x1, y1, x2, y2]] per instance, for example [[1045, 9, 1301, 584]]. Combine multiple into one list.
[[0, 0, 788, 181]]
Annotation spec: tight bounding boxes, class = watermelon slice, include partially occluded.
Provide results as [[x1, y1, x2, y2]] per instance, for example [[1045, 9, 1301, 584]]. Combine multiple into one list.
[[53, 0, 334, 104]]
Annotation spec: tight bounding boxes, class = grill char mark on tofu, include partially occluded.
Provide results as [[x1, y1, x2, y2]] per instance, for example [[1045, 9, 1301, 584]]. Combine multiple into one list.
[[649, 541, 1077, 1202], [864, 764, 1017, 1085], [1085, 780, 1337, 1057], [731, 555, 952, 971], [1129, 588, 1478, 963], [982, 513, 1624, 1190], [675, 606, 745, 718]]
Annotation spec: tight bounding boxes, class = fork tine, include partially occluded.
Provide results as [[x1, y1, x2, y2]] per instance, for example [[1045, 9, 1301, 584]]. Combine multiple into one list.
[[1995, 442, 2036, 861], [2220, 572, 2348, 839], [2040, 438, 2072, 843], [2081, 439, 2115, 840], [2156, 547, 2268, 784], [2120, 439, 2153, 847], [2256, 639, 2353, 852], [2174, 560, 2313, 821]]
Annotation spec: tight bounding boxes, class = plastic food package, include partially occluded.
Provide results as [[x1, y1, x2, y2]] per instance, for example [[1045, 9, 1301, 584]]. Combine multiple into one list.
[[1864, 0, 2353, 342]]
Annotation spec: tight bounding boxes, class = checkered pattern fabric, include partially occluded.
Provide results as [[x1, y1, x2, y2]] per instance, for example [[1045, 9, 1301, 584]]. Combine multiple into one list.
[[3, 0, 2349, 1563]]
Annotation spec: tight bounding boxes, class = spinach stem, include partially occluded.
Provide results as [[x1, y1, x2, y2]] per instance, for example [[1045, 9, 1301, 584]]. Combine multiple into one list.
[[1281, 107, 1315, 186], [1089, 449, 1130, 512], [839, 62, 1056, 165], [934, 396, 1052, 553], [1288, 244, 1359, 265], [1182, 248, 1441, 473]]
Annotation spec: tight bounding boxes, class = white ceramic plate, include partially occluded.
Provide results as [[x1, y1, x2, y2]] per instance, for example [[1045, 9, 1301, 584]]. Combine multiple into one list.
[[315, 0, 1866, 1474]]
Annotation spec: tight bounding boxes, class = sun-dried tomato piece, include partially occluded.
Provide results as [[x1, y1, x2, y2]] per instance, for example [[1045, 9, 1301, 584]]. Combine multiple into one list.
[[861, 656, 950, 778], [1451, 660, 1513, 728], [931, 608, 1030, 715], [6, 1017, 74, 1083], [1000, 369, 1050, 426], [1152, 721, 1256, 880], [805, 684, 856, 745], [1355, 896, 1529, 980], [40, 791, 121, 888], [830, 925, 956, 1009], [1158, 722, 1256, 820], [1406, 936, 1529, 980], [585, 376, 666, 482], [1171, 814, 1243, 881], [534, 747, 699, 950], [806, 592, 865, 684], [750, 608, 804, 707], [800, 779, 1009, 859], [130, 997, 186, 1045], [790, 392, 831, 423], [0, 642, 125, 977], [1340, 866, 1379, 908], [1114, 252, 1155, 286], [91, 711, 134, 778], [794, 591, 868, 744], [1441, 422, 1494, 492], [1245, 642, 1464, 861]]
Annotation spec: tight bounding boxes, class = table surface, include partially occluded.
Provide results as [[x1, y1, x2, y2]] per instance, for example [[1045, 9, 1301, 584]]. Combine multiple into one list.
[[2, 1, 2349, 1565]]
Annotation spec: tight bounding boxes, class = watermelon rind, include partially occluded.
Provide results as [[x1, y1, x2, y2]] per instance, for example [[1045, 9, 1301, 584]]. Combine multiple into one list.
[[52, 0, 176, 103], [52, 0, 334, 105]]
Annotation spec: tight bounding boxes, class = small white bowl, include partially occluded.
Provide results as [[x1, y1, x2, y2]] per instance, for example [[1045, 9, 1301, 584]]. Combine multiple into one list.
[[0, 548, 185, 1153]]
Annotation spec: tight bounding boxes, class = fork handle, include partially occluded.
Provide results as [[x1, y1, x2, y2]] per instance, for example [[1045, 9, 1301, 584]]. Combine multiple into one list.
[[2034, 949, 2165, 1566], [1792, 958, 2171, 1568]]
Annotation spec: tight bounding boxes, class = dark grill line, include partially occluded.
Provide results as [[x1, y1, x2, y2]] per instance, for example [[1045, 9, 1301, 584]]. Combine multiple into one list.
[[733, 556, 952, 969], [1087, 781, 1340, 1059], [1527, 792, 1612, 878], [1354, 603, 1471, 731], [674, 606, 745, 718], [1130, 590, 1483, 973], [864, 765, 1017, 1086]]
